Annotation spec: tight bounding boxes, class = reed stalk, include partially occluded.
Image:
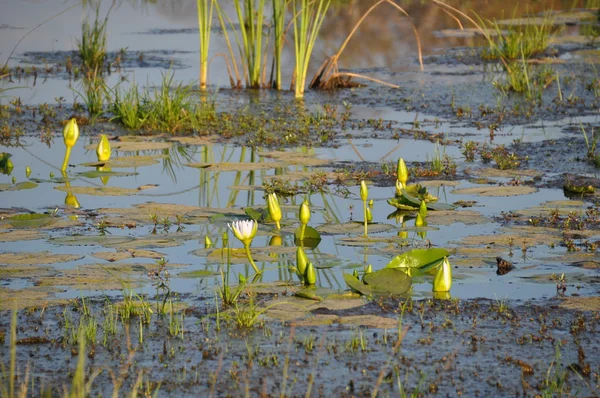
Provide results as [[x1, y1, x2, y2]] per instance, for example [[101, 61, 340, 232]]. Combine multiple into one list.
[[271, 0, 286, 89], [292, 0, 331, 98], [197, 0, 214, 90], [233, 0, 267, 88]]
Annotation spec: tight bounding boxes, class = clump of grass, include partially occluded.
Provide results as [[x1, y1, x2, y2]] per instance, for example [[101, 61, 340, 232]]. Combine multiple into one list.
[[481, 14, 555, 61], [493, 56, 555, 100], [78, 3, 113, 77]]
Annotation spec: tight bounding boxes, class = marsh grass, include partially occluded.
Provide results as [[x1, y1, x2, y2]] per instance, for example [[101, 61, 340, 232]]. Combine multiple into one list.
[[78, 3, 114, 77], [72, 72, 109, 119], [109, 72, 216, 133], [580, 123, 600, 160], [271, 0, 286, 89], [481, 14, 555, 61], [493, 56, 555, 100], [233, 0, 268, 88]]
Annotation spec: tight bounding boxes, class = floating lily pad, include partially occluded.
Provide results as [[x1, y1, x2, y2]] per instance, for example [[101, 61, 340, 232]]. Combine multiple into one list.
[[185, 161, 282, 171], [86, 141, 172, 152], [107, 232, 199, 249], [0, 229, 48, 242], [258, 151, 330, 166], [0, 251, 84, 265], [0, 181, 39, 192], [91, 249, 166, 262], [427, 210, 489, 226], [77, 170, 138, 178], [386, 248, 450, 269], [81, 155, 163, 168], [54, 185, 140, 196], [294, 226, 321, 248], [363, 268, 411, 295], [3, 213, 55, 228], [176, 269, 219, 278], [49, 235, 135, 247], [474, 168, 543, 178], [419, 180, 461, 188], [316, 222, 394, 235], [452, 186, 537, 196]]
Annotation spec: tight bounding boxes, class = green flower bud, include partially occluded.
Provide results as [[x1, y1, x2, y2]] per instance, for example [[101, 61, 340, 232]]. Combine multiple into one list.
[[360, 180, 368, 202], [296, 247, 308, 279], [415, 213, 425, 227], [305, 262, 316, 285], [368, 199, 374, 209], [352, 269, 359, 279], [267, 193, 282, 229], [11, 176, 16, 184], [205, 235, 213, 249], [25, 166, 31, 178], [299, 199, 310, 226], [366, 207, 372, 222], [419, 200, 428, 219], [397, 158, 408, 186], [365, 264, 373, 274], [63, 118, 79, 148], [96, 134, 111, 162], [433, 257, 452, 292]]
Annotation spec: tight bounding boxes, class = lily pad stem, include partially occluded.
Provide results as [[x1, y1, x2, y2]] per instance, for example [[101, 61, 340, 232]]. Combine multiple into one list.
[[61, 146, 72, 172]]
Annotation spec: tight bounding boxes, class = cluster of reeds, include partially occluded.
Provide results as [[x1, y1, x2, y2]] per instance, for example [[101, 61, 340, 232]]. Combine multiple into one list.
[[197, 0, 423, 98]]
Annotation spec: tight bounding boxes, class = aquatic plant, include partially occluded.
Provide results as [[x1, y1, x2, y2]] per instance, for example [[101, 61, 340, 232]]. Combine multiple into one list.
[[233, 0, 268, 88], [305, 261, 316, 285], [78, 3, 111, 76], [271, 0, 286, 89], [267, 192, 282, 229], [298, 199, 310, 241], [292, 0, 331, 98], [397, 158, 408, 189], [432, 257, 452, 292], [229, 219, 260, 273], [96, 134, 111, 161], [61, 118, 79, 171], [360, 180, 368, 237], [197, 0, 214, 90], [295, 246, 308, 280]]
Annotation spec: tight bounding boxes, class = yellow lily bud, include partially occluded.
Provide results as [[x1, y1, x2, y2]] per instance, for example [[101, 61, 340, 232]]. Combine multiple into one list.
[[269, 235, 282, 246], [65, 192, 81, 208], [398, 230, 408, 239], [296, 247, 308, 278], [299, 199, 310, 226], [96, 134, 111, 162], [11, 176, 16, 184], [25, 166, 31, 178], [352, 269, 359, 279], [433, 257, 452, 292], [305, 262, 316, 285], [368, 199, 374, 209], [433, 291, 451, 300], [365, 264, 373, 274], [267, 193, 282, 229], [366, 207, 372, 222], [397, 158, 408, 186], [419, 200, 428, 219], [415, 213, 425, 227], [360, 180, 368, 202], [63, 118, 79, 148], [205, 235, 213, 249], [4, 159, 13, 175]]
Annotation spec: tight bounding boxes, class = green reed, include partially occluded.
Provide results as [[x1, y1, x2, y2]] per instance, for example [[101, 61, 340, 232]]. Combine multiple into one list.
[[233, 0, 268, 88], [197, 0, 214, 89], [292, 0, 331, 98]]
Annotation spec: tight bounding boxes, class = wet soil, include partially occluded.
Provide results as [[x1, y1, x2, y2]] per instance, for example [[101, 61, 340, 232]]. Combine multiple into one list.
[[1, 295, 598, 397]]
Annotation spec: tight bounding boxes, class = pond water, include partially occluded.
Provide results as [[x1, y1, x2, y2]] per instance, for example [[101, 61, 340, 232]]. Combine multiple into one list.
[[2, 0, 600, 308]]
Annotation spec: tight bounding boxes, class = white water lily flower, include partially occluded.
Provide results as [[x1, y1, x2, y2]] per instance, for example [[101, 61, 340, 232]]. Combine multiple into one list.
[[228, 219, 258, 246]]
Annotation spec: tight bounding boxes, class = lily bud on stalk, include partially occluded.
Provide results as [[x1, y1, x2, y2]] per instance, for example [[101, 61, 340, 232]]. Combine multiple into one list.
[[65, 192, 81, 209], [296, 247, 308, 280], [61, 118, 80, 171], [25, 166, 31, 178], [397, 158, 408, 188], [267, 193, 282, 229], [419, 200, 428, 219], [96, 134, 111, 162], [415, 213, 425, 227], [433, 257, 452, 292], [228, 220, 260, 274], [299, 199, 311, 241], [204, 235, 213, 249], [305, 262, 316, 285], [360, 180, 369, 237]]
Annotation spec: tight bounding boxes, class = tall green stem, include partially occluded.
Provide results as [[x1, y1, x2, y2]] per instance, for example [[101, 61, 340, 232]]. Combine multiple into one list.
[[244, 243, 260, 273], [61, 146, 72, 172], [197, 0, 214, 90], [363, 199, 368, 237]]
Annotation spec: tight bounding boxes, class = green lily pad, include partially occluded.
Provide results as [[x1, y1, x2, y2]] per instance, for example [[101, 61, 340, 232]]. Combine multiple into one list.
[[386, 248, 450, 269], [245, 207, 272, 223], [185, 161, 282, 171], [0, 181, 39, 192], [343, 273, 373, 296], [363, 268, 411, 295], [177, 270, 219, 278], [0, 251, 84, 265], [0, 230, 48, 242], [294, 226, 321, 249], [4, 213, 55, 228], [316, 222, 394, 235]]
